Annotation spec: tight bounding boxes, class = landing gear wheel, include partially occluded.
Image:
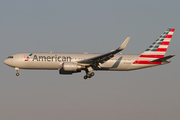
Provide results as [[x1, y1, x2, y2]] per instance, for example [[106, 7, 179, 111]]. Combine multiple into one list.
[[16, 73, 19, 76], [84, 68, 95, 79], [87, 74, 91, 78], [89, 75, 92, 78], [84, 75, 87, 79], [91, 72, 95, 76]]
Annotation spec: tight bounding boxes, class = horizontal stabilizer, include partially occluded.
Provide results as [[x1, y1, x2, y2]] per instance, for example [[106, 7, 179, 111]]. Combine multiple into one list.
[[150, 55, 175, 62]]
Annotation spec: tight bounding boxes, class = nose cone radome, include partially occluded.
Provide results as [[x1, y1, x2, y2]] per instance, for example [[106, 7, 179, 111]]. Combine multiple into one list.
[[4, 59, 8, 65], [4, 59, 12, 66]]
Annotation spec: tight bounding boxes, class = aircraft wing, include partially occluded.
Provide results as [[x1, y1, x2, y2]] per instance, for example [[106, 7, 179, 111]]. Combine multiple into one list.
[[149, 54, 175, 62], [78, 37, 130, 66]]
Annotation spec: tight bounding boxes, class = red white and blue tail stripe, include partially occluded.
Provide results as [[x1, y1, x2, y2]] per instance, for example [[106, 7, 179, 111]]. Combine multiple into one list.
[[134, 28, 175, 64]]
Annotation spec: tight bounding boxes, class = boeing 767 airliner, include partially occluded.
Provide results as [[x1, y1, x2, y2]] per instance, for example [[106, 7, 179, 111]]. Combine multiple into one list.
[[4, 28, 175, 79]]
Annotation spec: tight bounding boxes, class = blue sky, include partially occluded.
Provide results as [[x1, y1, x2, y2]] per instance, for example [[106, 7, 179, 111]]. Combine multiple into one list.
[[0, 0, 180, 120]]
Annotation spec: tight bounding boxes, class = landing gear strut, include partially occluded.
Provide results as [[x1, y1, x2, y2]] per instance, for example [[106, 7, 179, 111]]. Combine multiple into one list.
[[15, 68, 19, 76]]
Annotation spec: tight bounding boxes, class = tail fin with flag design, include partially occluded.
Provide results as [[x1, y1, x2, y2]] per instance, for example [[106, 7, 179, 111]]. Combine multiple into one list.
[[133, 28, 175, 65], [140, 28, 175, 58]]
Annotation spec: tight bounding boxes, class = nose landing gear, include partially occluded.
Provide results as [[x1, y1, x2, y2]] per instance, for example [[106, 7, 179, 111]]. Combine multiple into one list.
[[15, 68, 19, 76], [16, 73, 19, 76]]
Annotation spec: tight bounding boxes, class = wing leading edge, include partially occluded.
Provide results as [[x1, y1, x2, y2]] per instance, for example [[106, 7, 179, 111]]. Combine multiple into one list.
[[78, 37, 130, 66]]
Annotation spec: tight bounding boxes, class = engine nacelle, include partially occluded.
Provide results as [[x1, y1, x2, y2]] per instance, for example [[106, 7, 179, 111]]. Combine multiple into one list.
[[59, 62, 81, 75], [63, 62, 81, 71]]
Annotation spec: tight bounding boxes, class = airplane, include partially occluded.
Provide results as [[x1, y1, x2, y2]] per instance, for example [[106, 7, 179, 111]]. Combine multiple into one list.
[[4, 28, 175, 79]]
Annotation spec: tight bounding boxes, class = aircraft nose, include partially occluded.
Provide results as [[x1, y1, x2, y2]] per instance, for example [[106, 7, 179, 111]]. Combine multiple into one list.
[[4, 59, 8, 65], [4, 59, 11, 66]]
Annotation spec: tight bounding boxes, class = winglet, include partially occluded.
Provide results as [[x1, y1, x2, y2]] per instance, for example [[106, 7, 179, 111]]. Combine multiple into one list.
[[78, 37, 130, 64], [117, 37, 130, 50]]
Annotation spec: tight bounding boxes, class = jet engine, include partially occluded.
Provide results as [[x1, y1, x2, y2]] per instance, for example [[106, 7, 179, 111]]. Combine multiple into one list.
[[59, 62, 81, 74]]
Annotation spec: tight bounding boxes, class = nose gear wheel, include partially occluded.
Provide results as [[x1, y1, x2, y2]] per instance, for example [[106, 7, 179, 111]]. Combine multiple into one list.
[[15, 68, 19, 76], [16, 73, 19, 76]]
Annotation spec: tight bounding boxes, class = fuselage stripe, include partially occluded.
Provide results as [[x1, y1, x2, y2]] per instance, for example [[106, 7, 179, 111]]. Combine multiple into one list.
[[133, 60, 162, 64]]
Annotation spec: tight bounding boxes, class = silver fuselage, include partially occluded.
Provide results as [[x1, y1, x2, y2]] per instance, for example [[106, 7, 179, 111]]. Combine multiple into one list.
[[4, 53, 167, 71]]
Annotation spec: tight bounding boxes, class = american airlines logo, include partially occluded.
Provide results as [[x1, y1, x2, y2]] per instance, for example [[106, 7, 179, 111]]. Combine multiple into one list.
[[32, 55, 72, 62], [25, 53, 33, 61], [25, 53, 72, 62]]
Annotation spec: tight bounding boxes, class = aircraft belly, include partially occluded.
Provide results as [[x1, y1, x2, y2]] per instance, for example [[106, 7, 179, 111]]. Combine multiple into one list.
[[128, 64, 160, 70]]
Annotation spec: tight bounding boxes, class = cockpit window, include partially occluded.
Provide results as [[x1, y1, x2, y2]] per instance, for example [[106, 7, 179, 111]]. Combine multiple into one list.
[[8, 56, 13, 58]]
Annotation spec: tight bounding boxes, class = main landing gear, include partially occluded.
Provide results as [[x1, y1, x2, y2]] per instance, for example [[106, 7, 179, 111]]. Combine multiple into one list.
[[83, 67, 95, 79], [84, 72, 95, 79], [15, 68, 19, 76]]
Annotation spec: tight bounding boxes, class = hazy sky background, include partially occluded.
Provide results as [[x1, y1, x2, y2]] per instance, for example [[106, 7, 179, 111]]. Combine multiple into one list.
[[0, 0, 180, 120]]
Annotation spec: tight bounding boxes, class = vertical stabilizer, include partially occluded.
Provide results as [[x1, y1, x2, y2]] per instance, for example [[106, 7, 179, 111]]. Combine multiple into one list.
[[140, 28, 175, 58]]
